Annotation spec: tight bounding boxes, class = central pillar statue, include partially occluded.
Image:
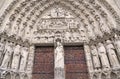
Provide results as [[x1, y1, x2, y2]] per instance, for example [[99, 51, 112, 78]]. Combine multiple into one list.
[[54, 38, 65, 79]]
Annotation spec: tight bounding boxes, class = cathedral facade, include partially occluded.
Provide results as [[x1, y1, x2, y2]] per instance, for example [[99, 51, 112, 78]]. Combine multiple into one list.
[[0, 0, 120, 79]]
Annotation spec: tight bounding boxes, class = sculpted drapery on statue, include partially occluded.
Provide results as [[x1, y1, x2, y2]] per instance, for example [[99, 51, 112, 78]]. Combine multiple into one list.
[[54, 38, 65, 79], [11, 44, 21, 70], [19, 46, 29, 71], [0, 38, 6, 65], [106, 40, 120, 68], [1, 41, 14, 68], [114, 35, 120, 56], [91, 45, 101, 70], [98, 43, 110, 69], [55, 39, 64, 68]]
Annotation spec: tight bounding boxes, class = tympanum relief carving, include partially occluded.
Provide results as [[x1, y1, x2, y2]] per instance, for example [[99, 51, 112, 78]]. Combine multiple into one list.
[[32, 6, 88, 44]]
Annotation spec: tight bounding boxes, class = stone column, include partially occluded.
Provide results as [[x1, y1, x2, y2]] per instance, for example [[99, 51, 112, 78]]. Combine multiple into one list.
[[54, 38, 65, 79], [84, 44, 94, 79]]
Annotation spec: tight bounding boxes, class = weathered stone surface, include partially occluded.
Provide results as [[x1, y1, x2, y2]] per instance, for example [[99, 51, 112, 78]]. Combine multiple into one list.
[[0, 0, 120, 79]]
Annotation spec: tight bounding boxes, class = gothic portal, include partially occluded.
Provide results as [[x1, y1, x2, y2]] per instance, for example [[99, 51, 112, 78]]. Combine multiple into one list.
[[0, 0, 120, 79]]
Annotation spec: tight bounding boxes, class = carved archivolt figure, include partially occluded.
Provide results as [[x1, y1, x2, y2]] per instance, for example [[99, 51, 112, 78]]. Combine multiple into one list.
[[19, 46, 29, 71], [1, 42, 14, 68], [91, 45, 101, 69], [55, 39, 64, 68], [11, 44, 21, 70], [86, 24, 96, 40], [98, 43, 110, 69], [106, 40, 120, 68]]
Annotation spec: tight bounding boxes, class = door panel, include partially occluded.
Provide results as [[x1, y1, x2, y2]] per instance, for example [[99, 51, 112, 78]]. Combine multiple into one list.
[[65, 46, 89, 79], [32, 46, 54, 79]]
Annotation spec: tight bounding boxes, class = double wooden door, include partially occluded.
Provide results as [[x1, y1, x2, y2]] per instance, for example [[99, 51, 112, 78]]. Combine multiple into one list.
[[32, 46, 89, 79]]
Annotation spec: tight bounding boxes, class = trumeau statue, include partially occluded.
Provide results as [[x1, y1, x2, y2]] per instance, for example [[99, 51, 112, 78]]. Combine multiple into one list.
[[91, 45, 101, 70], [106, 40, 120, 68], [98, 42, 110, 69], [11, 44, 21, 70], [1, 42, 14, 68], [55, 39, 64, 68], [19, 46, 29, 71]]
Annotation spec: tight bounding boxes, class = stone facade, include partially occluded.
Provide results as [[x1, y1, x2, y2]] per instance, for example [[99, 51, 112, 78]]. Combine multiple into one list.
[[0, 0, 119, 79]]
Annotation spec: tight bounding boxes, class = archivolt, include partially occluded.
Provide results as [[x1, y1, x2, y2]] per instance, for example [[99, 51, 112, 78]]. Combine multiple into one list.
[[0, 0, 119, 44]]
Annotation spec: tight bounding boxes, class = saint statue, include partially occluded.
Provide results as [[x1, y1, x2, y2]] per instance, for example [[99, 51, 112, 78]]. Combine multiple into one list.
[[114, 34, 120, 56], [106, 40, 120, 68], [11, 44, 21, 70], [91, 45, 101, 69], [0, 38, 6, 65], [19, 46, 29, 71], [1, 42, 14, 68], [54, 39, 65, 79], [98, 43, 110, 69], [54, 39, 64, 68]]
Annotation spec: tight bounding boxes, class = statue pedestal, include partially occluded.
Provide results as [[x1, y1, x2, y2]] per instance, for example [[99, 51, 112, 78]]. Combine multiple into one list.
[[54, 67, 65, 79]]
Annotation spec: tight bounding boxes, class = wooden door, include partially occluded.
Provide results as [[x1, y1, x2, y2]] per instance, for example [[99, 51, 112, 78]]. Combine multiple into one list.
[[32, 46, 54, 79], [65, 46, 89, 79]]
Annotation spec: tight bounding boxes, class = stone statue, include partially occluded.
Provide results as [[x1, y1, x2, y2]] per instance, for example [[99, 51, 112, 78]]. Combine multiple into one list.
[[19, 46, 29, 71], [106, 40, 120, 68], [114, 35, 120, 56], [54, 39, 65, 79], [0, 38, 6, 65], [98, 43, 110, 69], [55, 39, 64, 68], [86, 24, 96, 40], [91, 45, 101, 69], [64, 30, 71, 42], [1, 42, 14, 68], [11, 44, 21, 70]]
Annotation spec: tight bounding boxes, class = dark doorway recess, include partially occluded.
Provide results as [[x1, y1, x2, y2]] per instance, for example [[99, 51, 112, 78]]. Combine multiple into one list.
[[32, 46, 54, 79], [64, 45, 89, 79]]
